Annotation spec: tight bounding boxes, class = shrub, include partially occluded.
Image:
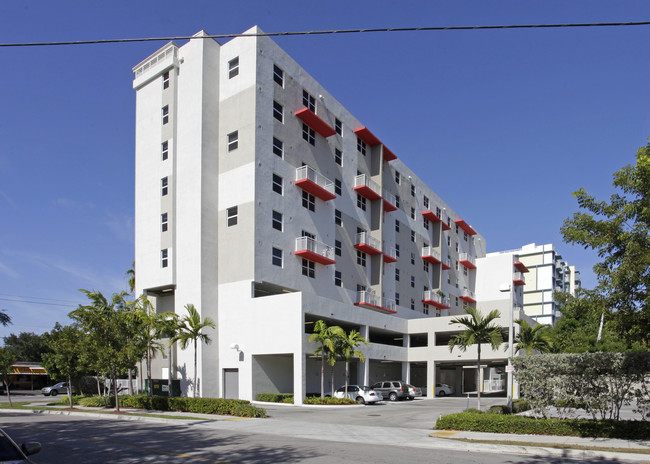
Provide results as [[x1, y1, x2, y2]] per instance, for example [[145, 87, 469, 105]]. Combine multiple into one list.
[[486, 405, 510, 415], [79, 396, 114, 407], [303, 396, 356, 405], [256, 393, 294, 403], [56, 395, 83, 406], [435, 412, 650, 439], [512, 398, 531, 413]]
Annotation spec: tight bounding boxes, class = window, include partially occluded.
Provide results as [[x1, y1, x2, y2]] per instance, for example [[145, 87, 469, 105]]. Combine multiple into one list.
[[447, 236, 451, 246], [161, 141, 169, 161], [455, 242, 459, 252], [161, 249, 168, 268], [395, 244, 400, 258], [410, 185, 416, 197], [334, 148, 342, 166], [395, 293, 400, 306], [302, 230, 315, 240], [395, 171, 400, 184], [411, 276, 415, 288], [302, 191, 315, 212], [410, 253, 415, 265], [464, 231, 468, 242], [161, 213, 168, 232], [272, 210, 282, 231], [228, 57, 239, 79], [302, 123, 315, 145], [335, 118, 342, 136], [455, 225, 459, 234], [411, 207, 416, 220], [395, 196, 400, 208], [395, 268, 400, 281], [272, 173, 283, 195], [227, 206, 238, 227], [395, 220, 400, 233], [357, 250, 366, 267], [335, 270, 342, 287], [410, 298, 415, 310], [273, 137, 283, 158], [271, 247, 283, 267], [227, 131, 238, 152], [424, 219, 429, 230], [334, 209, 342, 226], [410, 231, 416, 242], [332, 178, 342, 196], [162, 105, 169, 125], [357, 137, 367, 156], [273, 101, 283, 122], [161, 177, 168, 196], [162, 71, 170, 89], [302, 89, 316, 111], [463, 266, 468, 276], [357, 193, 366, 211], [335, 240, 342, 256], [273, 64, 284, 86], [302, 259, 315, 278], [423, 196, 429, 209]]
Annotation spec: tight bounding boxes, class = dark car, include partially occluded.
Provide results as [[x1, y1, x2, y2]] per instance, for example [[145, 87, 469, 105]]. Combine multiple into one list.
[[371, 380, 420, 401], [0, 428, 41, 463]]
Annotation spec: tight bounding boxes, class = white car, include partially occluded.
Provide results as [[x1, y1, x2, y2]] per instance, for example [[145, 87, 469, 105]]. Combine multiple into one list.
[[435, 383, 455, 397], [41, 382, 72, 396], [334, 385, 383, 404]]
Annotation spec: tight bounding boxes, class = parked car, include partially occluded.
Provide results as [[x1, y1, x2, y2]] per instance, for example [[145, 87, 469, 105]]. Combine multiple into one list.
[[371, 381, 420, 401], [333, 385, 383, 404], [41, 381, 72, 396], [0, 428, 41, 463], [435, 383, 455, 397]]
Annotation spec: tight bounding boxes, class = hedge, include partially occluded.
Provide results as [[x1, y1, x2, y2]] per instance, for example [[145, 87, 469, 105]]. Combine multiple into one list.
[[435, 412, 650, 440], [303, 396, 356, 405], [77, 395, 267, 418], [256, 393, 294, 403]]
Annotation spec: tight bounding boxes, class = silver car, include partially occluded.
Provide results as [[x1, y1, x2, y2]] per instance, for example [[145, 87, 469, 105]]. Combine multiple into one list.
[[334, 385, 383, 404], [372, 381, 421, 401], [41, 381, 71, 396]]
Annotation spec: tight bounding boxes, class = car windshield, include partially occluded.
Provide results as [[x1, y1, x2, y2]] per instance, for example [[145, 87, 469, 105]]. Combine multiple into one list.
[[358, 386, 372, 392], [0, 433, 23, 461]]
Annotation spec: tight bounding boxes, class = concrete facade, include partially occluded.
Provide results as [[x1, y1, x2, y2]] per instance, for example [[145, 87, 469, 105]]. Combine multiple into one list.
[[133, 27, 520, 402]]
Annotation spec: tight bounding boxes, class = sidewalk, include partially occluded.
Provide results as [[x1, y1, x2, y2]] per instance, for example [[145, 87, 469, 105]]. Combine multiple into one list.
[[9, 402, 650, 463]]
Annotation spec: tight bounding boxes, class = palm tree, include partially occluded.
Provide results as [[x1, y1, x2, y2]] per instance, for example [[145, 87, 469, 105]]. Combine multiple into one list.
[[0, 309, 11, 327], [448, 307, 503, 411], [511, 319, 552, 355], [161, 313, 181, 398], [175, 304, 216, 397], [339, 330, 368, 397], [308, 320, 344, 398], [126, 262, 135, 295]]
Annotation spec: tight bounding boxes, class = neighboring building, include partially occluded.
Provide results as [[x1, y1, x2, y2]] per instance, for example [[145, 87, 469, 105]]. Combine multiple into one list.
[[132, 27, 517, 402], [486, 243, 582, 326]]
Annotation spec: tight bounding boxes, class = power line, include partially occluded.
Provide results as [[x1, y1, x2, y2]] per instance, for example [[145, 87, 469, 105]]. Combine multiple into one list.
[[1, 21, 649, 48], [0, 297, 77, 308], [0, 293, 79, 304]]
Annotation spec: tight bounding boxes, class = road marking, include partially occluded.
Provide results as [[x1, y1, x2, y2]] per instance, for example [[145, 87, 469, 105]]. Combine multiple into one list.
[[429, 430, 459, 438]]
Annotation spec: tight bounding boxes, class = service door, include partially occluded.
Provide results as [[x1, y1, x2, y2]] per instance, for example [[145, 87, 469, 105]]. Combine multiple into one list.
[[223, 368, 239, 399]]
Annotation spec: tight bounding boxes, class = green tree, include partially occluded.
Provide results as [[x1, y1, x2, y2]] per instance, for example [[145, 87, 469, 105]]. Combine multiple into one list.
[[3, 332, 48, 362], [338, 329, 368, 398], [41, 323, 86, 408], [511, 319, 552, 355], [0, 347, 16, 407], [561, 142, 650, 348], [175, 304, 216, 398], [126, 262, 135, 295], [448, 307, 503, 411], [308, 320, 344, 398]]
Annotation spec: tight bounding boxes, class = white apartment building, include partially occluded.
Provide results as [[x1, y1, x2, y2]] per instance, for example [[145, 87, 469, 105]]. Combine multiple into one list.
[[133, 27, 519, 402], [486, 243, 582, 326]]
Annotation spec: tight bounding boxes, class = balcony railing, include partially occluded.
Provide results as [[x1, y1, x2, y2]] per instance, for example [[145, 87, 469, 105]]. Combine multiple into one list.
[[460, 288, 476, 303], [353, 174, 382, 200], [355, 291, 397, 313], [382, 190, 398, 212], [421, 246, 442, 264], [133, 45, 177, 78], [459, 253, 476, 269], [422, 291, 451, 309], [294, 236, 335, 265], [513, 271, 526, 286], [383, 247, 398, 263], [354, 232, 382, 255], [295, 166, 336, 201]]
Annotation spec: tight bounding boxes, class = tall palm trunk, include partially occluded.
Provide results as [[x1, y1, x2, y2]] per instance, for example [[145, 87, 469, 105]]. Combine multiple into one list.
[[476, 344, 482, 411], [168, 342, 174, 398], [320, 354, 325, 398], [344, 361, 350, 398], [193, 338, 198, 397], [146, 345, 153, 397], [67, 375, 74, 409]]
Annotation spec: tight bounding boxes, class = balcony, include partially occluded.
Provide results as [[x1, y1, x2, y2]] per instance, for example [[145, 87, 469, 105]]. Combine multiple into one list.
[[295, 166, 336, 201], [354, 174, 382, 201], [294, 236, 336, 265], [421, 246, 443, 265], [513, 271, 526, 286], [353, 127, 397, 161], [382, 190, 398, 212], [422, 210, 452, 231], [354, 232, 382, 255], [514, 261, 529, 273], [383, 248, 398, 263], [422, 291, 451, 309], [295, 108, 336, 138], [455, 219, 477, 236], [442, 258, 451, 270], [355, 291, 397, 314], [459, 253, 476, 269], [460, 288, 476, 304]]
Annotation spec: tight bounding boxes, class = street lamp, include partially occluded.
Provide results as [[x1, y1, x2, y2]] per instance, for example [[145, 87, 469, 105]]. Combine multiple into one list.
[[499, 283, 514, 411]]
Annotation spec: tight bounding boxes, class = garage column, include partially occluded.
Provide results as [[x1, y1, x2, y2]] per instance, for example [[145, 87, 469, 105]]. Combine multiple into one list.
[[427, 359, 436, 398], [402, 334, 410, 383], [294, 352, 305, 406], [359, 324, 370, 386]]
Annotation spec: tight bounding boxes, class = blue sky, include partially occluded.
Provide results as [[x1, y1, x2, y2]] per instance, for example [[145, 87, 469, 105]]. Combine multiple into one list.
[[1, 1, 649, 340]]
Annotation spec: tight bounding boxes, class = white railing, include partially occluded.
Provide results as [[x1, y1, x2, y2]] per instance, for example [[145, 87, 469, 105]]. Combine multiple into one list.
[[423, 291, 449, 306], [295, 236, 335, 260], [513, 271, 525, 283], [295, 166, 334, 195], [355, 232, 381, 251], [459, 253, 475, 267], [356, 291, 395, 311], [462, 288, 475, 300], [483, 379, 504, 393], [354, 174, 381, 196], [133, 45, 177, 78], [382, 190, 396, 206], [421, 246, 441, 262], [384, 247, 397, 261]]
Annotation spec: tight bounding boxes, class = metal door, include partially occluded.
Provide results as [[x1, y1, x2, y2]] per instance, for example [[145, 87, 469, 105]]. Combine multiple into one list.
[[223, 368, 239, 399]]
